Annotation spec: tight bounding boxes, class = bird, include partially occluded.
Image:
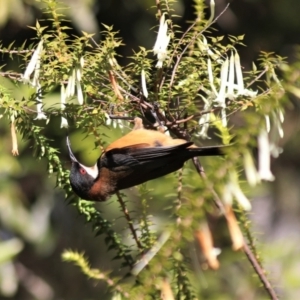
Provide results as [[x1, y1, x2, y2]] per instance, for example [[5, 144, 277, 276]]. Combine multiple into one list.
[[67, 117, 227, 201]]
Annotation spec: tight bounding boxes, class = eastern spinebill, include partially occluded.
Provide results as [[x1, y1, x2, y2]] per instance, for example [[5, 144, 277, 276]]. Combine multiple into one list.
[[67, 118, 226, 201]]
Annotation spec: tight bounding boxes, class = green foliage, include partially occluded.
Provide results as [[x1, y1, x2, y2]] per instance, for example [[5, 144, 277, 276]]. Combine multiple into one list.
[[74, 200, 134, 268], [0, 0, 288, 299]]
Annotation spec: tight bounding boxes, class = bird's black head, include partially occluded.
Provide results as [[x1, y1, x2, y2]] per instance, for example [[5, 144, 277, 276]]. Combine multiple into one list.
[[67, 137, 99, 200]]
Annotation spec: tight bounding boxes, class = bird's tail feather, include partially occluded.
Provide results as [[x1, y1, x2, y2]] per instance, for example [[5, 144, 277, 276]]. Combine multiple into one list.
[[189, 145, 230, 156]]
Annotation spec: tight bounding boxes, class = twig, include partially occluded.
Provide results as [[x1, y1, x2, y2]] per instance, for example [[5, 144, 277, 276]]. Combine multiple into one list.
[[191, 157, 225, 215], [131, 231, 170, 276], [246, 67, 269, 88], [191, 156, 279, 299], [0, 49, 33, 54], [116, 192, 143, 250], [108, 70, 124, 101], [161, 20, 198, 116], [62, 251, 130, 298], [169, 4, 230, 92], [156, 0, 162, 18], [0, 71, 23, 81], [176, 168, 183, 209], [243, 242, 279, 300]]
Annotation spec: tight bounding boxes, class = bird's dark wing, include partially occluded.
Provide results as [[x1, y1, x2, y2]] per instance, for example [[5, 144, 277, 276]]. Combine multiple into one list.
[[101, 142, 194, 170], [100, 143, 194, 190], [99, 142, 226, 190]]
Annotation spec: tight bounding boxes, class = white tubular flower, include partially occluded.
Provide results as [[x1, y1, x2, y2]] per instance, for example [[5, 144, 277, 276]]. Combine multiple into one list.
[[66, 57, 85, 105], [61, 116, 68, 128], [198, 95, 212, 139], [226, 52, 235, 98], [257, 129, 275, 181], [117, 118, 124, 129], [153, 13, 170, 68], [105, 113, 112, 126], [204, 51, 258, 132], [66, 69, 76, 98], [218, 57, 229, 101], [271, 66, 283, 89], [32, 48, 42, 88], [207, 49, 257, 111], [278, 108, 284, 123], [265, 115, 271, 132], [109, 119, 124, 129], [270, 142, 283, 158], [207, 58, 218, 96], [234, 51, 244, 95], [80, 56, 85, 68], [269, 111, 284, 158], [223, 171, 252, 211], [65, 74, 83, 105], [222, 184, 233, 206], [70, 68, 76, 92], [76, 66, 82, 82], [157, 111, 170, 136], [265, 108, 284, 158], [23, 40, 43, 85], [243, 150, 260, 186], [35, 103, 47, 120], [108, 56, 118, 68], [76, 80, 84, 105], [234, 51, 257, 98], [105, 113, 125, 129], [219, 51, 257, 99], [163, 126, 170, 136], [214, 51, 257, 101], [34, 82, 47, 120], [207, 0, 216, 24], [215, 57, 229, 127], [198, 36, 208, 53], [198, 113, 211, 139], [60, 84, 68, 128], [141, 69, 148, 98], [230, 181, 252, 211], [61, 84, 66, 110], [198, 36, 222, 63], [272, 110, 284, 138]]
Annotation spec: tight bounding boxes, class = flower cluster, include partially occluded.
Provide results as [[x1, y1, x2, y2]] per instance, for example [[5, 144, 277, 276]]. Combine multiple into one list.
[[23, 41, 85, 127], [196, 38, 285, 209], [200, 49, 258, 135], [23, 40, 46, 120], [60, 57, 85, 128]]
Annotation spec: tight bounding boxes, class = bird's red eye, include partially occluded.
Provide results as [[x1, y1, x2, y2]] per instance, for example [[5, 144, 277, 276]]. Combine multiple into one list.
[[79, 168, 86, 175]]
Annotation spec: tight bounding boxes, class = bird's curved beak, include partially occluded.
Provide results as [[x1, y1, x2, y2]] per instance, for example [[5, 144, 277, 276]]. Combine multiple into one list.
[[66, 136, 78, 163], [66, 136, 99, 179]]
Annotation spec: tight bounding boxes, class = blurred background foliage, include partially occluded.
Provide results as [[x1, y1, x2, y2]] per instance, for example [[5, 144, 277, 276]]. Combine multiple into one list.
[[0, 0, 299, 299]]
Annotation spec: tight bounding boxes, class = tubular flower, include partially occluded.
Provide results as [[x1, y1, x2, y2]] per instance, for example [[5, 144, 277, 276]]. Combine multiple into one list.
[[60, 84, 68, 128], [66, 57, 85, 105], [258, 129, 275, 181], [204, 50, 258, 132], [153, 14, 170, 68], [34, 82, 47, 120], [222, 170, 252, 211], [23, 40, 43, 86]]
